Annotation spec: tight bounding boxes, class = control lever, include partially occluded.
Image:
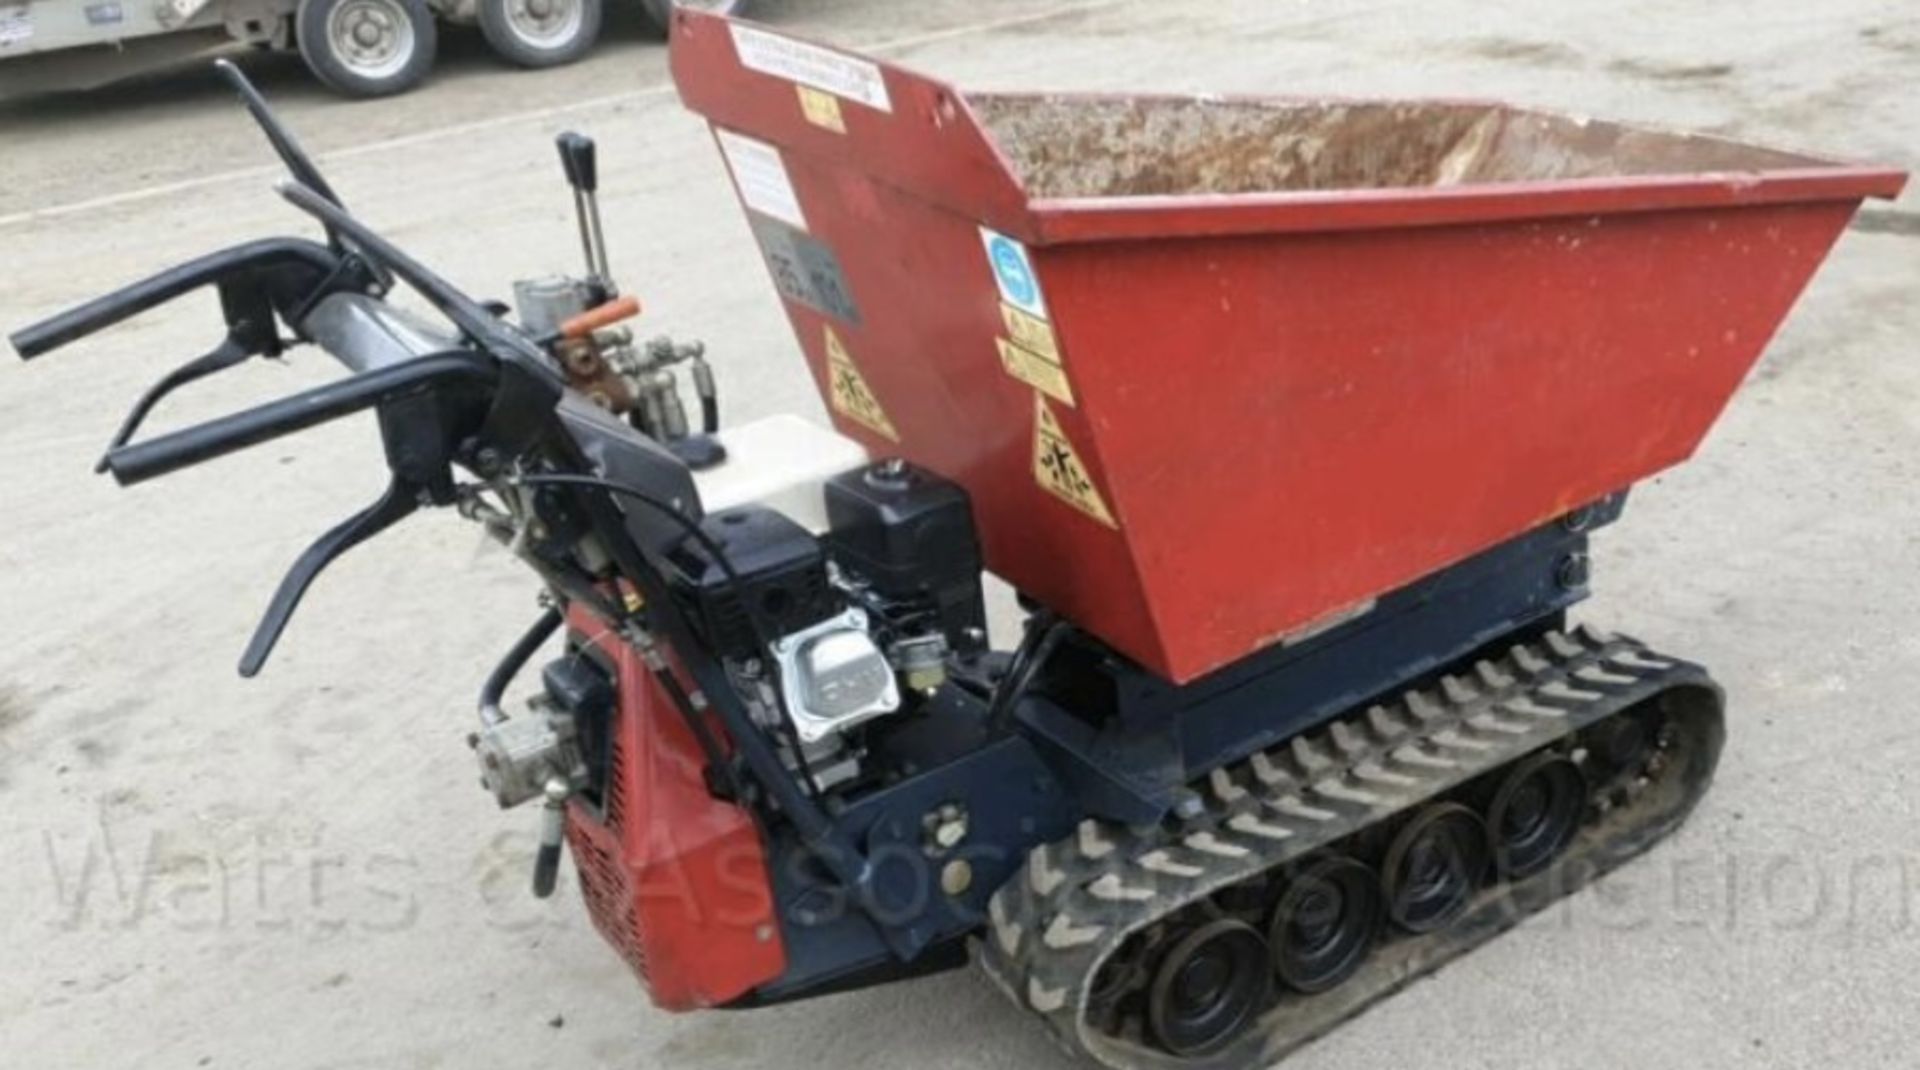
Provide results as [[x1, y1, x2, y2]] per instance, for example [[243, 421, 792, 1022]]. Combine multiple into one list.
[[213, 59, 394, 293], [238, 373, 478, 677], [533, 779, 571, 898], [548, 130, 724, 466], [556, 132, 612, 285], [102, 350, 494, 486], [526, 293, 643, 351], [93, 285, 285, 473], [95, 336, 252, 473], [216, 59, 346, 220], [239, 475, 421, 677], [93, 346, 497, 674]]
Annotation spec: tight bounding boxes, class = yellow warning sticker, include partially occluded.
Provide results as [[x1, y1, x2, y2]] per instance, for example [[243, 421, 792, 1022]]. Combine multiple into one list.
[[824, 327, 898, 441], [1000, 303, 1060, 363], [998, 337, 1075, 407], [796, 85, 847, 133], [1032, 395, 1116, 528]]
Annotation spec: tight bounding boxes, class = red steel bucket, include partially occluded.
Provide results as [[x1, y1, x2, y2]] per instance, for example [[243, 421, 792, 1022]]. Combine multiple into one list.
[[672, 13, 1906, 682]]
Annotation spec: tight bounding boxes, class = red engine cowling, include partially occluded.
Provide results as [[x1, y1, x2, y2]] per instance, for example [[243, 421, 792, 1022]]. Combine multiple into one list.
[[563, 605, 786, 1009]]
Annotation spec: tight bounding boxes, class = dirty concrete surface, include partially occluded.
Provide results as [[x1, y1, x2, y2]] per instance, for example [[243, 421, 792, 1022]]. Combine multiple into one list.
[[2, 0, 1918, 1067]]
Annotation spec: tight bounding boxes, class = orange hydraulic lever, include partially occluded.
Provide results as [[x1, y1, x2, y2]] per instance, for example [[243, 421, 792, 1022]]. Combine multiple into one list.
[[560, 295, 641, 341]]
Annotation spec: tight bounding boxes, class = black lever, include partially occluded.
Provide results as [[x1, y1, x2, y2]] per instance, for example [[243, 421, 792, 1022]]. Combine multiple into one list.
[[94, 278, 286, 472], [94, 335, 254, 473], [239, 476, 421, 677], [533, 785, 568, 898], [556, 131, 597, 193], [555, 132, 611, 283], [212, 59, 395, 293], [216, 60, 345, 217], [103, 350, 493, 486]]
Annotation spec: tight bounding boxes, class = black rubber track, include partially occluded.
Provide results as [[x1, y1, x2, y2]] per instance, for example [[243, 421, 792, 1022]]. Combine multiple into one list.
[[978, 626, 1725, 1070]]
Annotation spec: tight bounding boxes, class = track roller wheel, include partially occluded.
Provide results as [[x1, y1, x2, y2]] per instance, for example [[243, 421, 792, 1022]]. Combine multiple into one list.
[[1266, 855, 1381, 994], [1584, 706, 1660, 776], [1382, 802, 1489, 934], [1145, 919, 1272, 1057], [1486, 752, 1587, 879]]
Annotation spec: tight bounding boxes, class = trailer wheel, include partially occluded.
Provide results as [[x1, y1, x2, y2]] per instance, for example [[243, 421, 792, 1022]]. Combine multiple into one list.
[[296, 0, 436, 98], [478, 0, 602, 68]]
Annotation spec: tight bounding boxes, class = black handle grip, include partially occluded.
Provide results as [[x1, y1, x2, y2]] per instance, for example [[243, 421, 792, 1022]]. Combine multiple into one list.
[[532, 787, 568, 899], [104, 351, 493, 486], [556, 132, 597, 193], [240, 476, 420, 677], [532, 837, 564, 898], [9, 238, 337, 359]]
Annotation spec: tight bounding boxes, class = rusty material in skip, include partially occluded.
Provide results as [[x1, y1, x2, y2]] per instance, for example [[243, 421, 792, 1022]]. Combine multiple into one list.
[[966, 95, 1823, 198]]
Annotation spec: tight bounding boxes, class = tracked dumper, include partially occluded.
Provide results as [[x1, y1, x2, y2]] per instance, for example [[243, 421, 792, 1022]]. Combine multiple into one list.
[[670, 13, 1903, 1066], [12, 13, 1904, 1070]]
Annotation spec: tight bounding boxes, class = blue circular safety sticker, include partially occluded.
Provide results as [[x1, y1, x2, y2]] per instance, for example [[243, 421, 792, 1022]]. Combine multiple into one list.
[[987, 234, 1040, 310]]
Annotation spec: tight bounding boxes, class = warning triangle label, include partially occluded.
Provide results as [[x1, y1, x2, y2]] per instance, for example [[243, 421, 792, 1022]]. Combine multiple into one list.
[[823, 327, 898, 441], [1032, 395, 1116, 528]]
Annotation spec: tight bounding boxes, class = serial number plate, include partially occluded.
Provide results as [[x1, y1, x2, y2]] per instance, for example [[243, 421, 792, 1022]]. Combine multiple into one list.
[[749, 216, 861, 324]]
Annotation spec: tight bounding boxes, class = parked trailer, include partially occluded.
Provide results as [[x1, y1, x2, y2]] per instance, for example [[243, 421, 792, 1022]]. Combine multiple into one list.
[[0, 0, 739, 97]]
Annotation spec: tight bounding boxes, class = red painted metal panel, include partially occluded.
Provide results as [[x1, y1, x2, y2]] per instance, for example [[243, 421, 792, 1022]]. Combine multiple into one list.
[[1044, 202, 1858, 669], [670, 12, 1907, 682], [564, 605, 784, 1009]]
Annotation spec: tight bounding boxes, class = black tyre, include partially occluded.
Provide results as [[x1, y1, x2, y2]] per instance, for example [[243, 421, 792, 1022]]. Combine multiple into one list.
[[637, 0, 743, 39], [1381, 802, 1489, 934], [1145, 919, 1271, 1057], [296, 0, 437, 98], [478, 0, 603, 68], [1266, 855, 1381, 994], [1486, 752, 1588, 879]]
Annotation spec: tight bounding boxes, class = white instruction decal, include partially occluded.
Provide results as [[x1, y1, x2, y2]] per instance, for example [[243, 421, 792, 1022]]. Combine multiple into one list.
[[0, 5, 33, 48], [715, 129, 809, 232], [980, 227, 1047, 320], [730, 24, 892, 113]]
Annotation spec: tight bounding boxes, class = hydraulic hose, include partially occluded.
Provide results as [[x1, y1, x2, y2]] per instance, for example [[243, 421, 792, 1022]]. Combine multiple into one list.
[[478, 606, 564, 727]]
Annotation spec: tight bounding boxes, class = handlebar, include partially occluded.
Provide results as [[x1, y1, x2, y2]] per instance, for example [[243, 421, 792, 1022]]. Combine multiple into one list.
[[8, 238, 340, 359], [104, 350, 496, 486], [9, 65, 586, 683]]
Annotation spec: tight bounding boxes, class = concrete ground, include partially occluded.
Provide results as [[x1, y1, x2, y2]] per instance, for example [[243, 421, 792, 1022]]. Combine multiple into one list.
[[3, 0, 1918, 1067]]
